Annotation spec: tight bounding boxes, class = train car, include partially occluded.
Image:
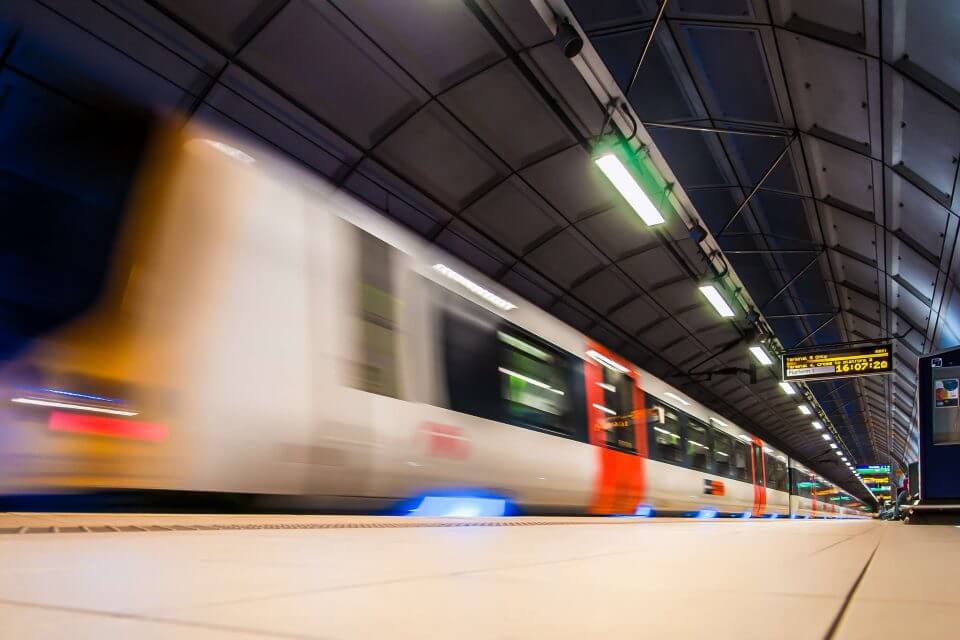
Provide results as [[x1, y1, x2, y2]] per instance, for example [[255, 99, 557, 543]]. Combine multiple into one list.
[[0, 125, 865, 518], [789, 460, 865, 518]]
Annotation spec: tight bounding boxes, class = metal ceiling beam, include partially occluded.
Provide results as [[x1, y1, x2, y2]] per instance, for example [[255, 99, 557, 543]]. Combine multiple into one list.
[[766, 311, 838, 319], [759, 251, 823, 311], [640, 120, 788, 138], [717, 133, 798, 238], [761, 0, 872, 466], [625, 0, 669, 96], [725, 249, 820, 254], [589, 14, 960, 120], [791, 313, 838, 348], [644, 12, 843, 461]]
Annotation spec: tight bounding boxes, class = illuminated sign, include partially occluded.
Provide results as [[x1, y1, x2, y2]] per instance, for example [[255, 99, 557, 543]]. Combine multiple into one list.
[[855, 465, 891, 475], [782, 344, 892, 382]]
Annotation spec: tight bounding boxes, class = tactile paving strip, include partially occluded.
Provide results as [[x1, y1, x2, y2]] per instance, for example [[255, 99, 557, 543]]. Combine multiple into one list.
[[0, 517, 687, 535]]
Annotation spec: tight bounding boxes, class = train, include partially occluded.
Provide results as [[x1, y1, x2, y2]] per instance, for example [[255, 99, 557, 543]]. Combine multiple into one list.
[[0, 123, 866, 518]]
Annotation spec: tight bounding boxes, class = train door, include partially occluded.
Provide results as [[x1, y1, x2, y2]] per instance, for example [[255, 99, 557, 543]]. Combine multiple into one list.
[[301, 204, 385, 499], [751, 442, 767, 516], [584, 342, 647, 514]]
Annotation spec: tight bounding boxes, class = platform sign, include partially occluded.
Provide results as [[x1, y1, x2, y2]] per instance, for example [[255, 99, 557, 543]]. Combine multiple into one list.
[[854, 465, 890, 475], [856, 466, 892, 501], [781, 343, 892, 382]]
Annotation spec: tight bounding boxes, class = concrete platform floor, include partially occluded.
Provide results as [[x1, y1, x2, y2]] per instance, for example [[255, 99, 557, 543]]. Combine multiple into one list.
[[0, 513, 954, 639]]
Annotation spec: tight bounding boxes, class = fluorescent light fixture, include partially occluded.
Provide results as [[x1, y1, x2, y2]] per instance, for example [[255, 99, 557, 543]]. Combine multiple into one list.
[[749, 345, 773, 366], [812, 420, 824, 430], [653, 426, 676, 437], [822, 433, 832, 441], [497, 368, 563, 395], [841, 457, 848, 462], [432, 264, 516, 311], [716, 451, 729, 457], [593, 153, 665, 225], [663, 391, 690, 406], [593, 403, 616, 416], [586, 350, 629, 373], [10, 397, 138, 417], [699, 285, 736, 318], [688, 439, 708, 449], [779, 381, 796, 395], [710, 417, 729, 428], [798, 404, 812, 415], [596, 382, 616, 392], [835, 450, 843, 456], [830, 443, 838, 449]]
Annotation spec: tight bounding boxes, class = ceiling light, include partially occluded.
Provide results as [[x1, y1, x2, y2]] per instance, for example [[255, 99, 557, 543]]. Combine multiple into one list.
[[830, 443, 838, 449], [749, 345, 773, 365], [699, 285, 736, 317], [822, 433, 832, 441], [841, 456, 848, 462], [594, 153, 665, 225], [432, 264, 516, 311], [586, 349, 630, 373], [798, 405, 812, 415], [663, 391, 690, 406], [812, 420, 824, 430], [835, 450, 843, 456], [779, 381, 796, 395]]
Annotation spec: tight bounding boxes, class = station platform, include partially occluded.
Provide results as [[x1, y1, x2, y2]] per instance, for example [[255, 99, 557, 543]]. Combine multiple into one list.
[[0, 513, 953, 639]]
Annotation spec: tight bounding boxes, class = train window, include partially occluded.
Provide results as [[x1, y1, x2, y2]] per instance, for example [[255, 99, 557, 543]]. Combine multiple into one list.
[[792, 469, 812, 499], [685, 419, 711, 472], [732, 439, 750, 481], [712, 430, 732, 476], [497, 329, 572, 435], [646, 396, 682, 464], [765, 455, 788, 492], [442, 308, 500, 422], [595, 365, 636, 452], [440, 293, 587, 441], [352, 229, 399, 397]]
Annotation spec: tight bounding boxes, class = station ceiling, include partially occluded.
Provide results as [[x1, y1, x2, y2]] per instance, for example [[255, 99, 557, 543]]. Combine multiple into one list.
[[3, 0, 952, 501]]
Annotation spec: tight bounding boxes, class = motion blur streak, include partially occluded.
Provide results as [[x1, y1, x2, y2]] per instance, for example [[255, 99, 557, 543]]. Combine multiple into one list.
[[48, 411, 167, 442]]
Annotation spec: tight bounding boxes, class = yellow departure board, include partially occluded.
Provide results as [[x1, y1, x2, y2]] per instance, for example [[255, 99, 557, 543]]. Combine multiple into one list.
[[782, 344, 892, 382]]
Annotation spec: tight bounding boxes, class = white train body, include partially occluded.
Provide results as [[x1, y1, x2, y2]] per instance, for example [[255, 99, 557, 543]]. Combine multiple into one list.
[[0, 131, 865, 518]]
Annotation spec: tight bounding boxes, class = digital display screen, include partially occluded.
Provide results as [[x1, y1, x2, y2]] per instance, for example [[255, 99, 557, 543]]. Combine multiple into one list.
[[782, 344, 892, 382], [855, 465, 890, 475]]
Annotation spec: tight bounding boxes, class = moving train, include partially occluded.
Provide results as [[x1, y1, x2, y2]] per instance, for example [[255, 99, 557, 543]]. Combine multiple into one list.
[[0, 124, 866, 518]]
